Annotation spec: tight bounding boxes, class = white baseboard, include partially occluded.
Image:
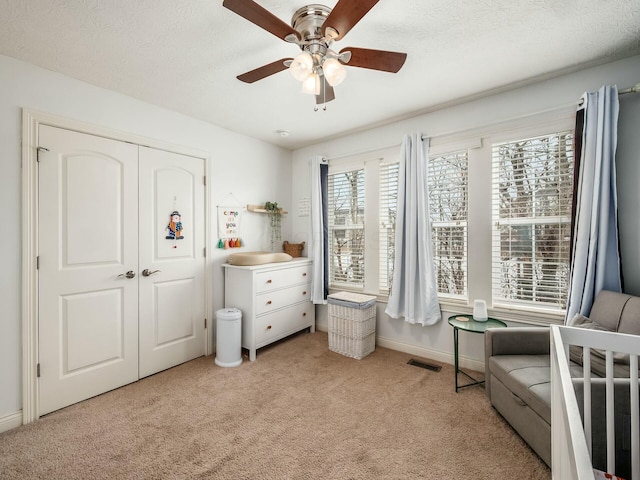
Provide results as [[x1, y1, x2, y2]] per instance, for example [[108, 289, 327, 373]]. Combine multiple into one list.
[[0, 411, 23, 433], [316, 321, 485, 372]]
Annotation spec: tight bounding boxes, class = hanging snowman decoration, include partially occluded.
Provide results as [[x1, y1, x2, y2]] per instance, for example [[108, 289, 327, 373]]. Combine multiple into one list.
[[166, 211, 184, 248]]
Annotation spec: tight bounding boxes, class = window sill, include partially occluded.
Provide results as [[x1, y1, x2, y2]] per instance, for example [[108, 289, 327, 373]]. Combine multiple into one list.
[[327, 288, 565, 326], [439, 299, 564, 326]]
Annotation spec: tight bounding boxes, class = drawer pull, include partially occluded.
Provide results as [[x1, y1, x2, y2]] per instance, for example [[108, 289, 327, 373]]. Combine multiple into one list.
[[267, 325, 272, 330], [266, 279, 273, 284], [302, 312, 307, 317], [302, 291, 307, 295], [302, 272, 307, 277], [267, 300, 272, 305]]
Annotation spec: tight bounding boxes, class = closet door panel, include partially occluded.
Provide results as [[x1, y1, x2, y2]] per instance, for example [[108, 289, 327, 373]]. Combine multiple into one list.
[[138, 146, 206, 378], [38, 125, 139, 416]]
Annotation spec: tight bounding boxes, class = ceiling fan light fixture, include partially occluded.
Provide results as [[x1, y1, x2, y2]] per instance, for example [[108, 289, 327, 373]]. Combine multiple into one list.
[[224, 0, 408, 105], [322, 57, 347, 87], [301, 73, 321, 95], [290, 51, 313, 81]]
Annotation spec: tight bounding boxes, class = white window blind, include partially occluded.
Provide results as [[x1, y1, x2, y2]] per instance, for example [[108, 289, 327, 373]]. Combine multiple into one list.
[[379, 162, 399, 293], [328, 168, 365, 288], [491, 131, 574, 311], [428, 151, 468, 298]]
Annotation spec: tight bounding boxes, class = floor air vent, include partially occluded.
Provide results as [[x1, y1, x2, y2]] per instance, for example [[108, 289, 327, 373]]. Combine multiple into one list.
[[407, 359, 442, 372]]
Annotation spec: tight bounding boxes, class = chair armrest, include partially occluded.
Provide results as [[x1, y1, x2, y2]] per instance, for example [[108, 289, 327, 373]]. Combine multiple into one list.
[[484, 327, 550, 399], [485, 327, 550, 357]]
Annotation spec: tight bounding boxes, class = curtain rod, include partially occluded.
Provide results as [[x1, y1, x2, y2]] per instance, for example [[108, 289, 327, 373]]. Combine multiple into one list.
[[619, 82, 640, 95], [577, 82, 640, 106], [326, 102, 576, 161], [327, 83, 639, 162]]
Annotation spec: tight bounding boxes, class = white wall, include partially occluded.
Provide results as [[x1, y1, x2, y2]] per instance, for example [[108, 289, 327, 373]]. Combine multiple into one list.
[[291, 55, 640, 369], [617, 90, 640, 295], [0, 54, 293, 420]]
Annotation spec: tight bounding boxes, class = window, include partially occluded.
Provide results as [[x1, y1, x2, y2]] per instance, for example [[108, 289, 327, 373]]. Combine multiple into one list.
[[428, 151, 468, 298], [328, 168, 365, 288], [491, 131, 574, 311], [324, 113, 575, 322], [379, 162, 399, 293], [327, 150, 470, 298]]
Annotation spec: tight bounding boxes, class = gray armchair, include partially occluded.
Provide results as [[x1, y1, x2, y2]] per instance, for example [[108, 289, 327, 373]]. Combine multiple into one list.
[[484, 290, 640, 477]]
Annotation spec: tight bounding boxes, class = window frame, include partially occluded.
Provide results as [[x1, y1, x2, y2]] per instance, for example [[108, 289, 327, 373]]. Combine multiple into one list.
[[428, 149, 469, 300], [482, 115, 576, 322], [490, 129, 574, 314], [327, 164, 366, 290]]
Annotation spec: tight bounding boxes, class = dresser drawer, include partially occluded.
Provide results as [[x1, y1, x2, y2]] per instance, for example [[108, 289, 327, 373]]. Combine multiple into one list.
[[255, 302, 314, 346], [255, 264, 311, 293], [256, 284, 311, 315]]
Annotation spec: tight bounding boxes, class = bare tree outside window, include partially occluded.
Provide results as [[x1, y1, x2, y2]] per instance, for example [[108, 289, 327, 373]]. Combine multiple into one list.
[[328, 169, 365, 287], [428, 151, 468, 298], [379, 163, 399, 293], [492, 132, 574, 309]]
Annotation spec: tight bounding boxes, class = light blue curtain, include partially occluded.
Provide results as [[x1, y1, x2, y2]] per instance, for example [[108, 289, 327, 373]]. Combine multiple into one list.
[[385, 133, 441, 326], [310, 156, 328, 304], [566, 85, 622, 323]]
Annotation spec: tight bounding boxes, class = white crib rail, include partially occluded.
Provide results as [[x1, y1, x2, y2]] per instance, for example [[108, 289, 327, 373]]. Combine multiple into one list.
[[551, 325, 640, 480]]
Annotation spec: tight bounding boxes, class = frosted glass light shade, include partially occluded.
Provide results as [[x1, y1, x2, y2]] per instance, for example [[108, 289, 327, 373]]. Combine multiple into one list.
[[289, 52, 313, 81], [473, 299, 488, 321], [301, 73, 320, 95], [323, 58, 347, 86]]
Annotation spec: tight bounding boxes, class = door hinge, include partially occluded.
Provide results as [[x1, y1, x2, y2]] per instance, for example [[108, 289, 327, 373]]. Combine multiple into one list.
[[36, 256, 40, 270], [204, 318, 207, 329], [36, 146, 49, 163], [37, 363, 41, 378], [203, 247, 206, 257]]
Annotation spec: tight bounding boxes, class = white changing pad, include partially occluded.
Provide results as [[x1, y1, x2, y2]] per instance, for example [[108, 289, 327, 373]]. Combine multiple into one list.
[[227, 251, 292, 266]]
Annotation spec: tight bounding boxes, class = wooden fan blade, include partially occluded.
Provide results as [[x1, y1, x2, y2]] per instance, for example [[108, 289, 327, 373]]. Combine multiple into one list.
[[322, 0, 380, 41], [223, 0, 300, 41], [339, 47, 407, 73], [237, 58, 293, 84], [316, 76, 336, 104]]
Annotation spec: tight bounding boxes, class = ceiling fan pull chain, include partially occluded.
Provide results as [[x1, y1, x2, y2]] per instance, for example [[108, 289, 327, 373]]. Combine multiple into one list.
[[322, 73, 328, 111], [314, 75, 328, 112]]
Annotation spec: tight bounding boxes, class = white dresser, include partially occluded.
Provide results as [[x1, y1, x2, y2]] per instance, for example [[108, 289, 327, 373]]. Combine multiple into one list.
[[222, 258, 315, 361]]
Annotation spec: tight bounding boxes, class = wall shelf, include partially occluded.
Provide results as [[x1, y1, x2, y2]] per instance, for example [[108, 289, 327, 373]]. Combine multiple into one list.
[[247, 204, 288, 215]]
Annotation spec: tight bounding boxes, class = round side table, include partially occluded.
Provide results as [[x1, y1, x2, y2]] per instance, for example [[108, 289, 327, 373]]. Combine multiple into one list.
[[447, 314, 507, 392]]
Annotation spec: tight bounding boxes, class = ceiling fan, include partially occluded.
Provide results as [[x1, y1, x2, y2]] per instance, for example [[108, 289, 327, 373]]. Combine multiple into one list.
[[222, 0, 407, 106]]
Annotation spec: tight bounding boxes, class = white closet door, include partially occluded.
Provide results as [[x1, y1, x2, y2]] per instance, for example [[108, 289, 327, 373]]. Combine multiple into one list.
[[138, 146, 206, 378], [38, 125, 139, 416]]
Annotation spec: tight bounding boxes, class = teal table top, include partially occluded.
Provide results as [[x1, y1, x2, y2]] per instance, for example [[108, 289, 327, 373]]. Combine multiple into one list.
[[447, 314, 507, 333]]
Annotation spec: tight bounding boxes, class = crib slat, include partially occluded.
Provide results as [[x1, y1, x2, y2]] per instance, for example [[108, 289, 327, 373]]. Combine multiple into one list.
[[606, 350, 615, 475], [630, 354, 639, 480], [584, 347, 592, 456]]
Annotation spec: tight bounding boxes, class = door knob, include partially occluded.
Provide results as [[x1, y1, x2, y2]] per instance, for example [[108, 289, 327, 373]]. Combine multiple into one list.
[[142, 269, 161, 277], [117, 270, 136, 279]]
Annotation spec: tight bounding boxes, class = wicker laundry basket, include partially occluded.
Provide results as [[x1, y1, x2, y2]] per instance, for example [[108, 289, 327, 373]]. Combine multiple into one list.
[[328, 292, 377, 359]]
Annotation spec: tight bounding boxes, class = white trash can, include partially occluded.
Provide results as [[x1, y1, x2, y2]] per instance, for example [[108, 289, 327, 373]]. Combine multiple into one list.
[[215, 308, 242, 367]]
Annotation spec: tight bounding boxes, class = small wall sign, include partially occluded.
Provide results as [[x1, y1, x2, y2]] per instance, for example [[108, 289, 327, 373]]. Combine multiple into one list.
[[217, 206, 244, 249]]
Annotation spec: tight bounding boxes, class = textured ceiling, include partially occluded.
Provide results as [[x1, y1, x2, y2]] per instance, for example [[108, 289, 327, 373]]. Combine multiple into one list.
[[1, 0, 639, 149]]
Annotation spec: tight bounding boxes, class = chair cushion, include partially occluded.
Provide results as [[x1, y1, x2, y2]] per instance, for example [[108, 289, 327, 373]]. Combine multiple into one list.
[[589, 290, 640, 335], [569, 312, 635, 377], [489, 355, 552, 424], [488, 354, 583, 425]]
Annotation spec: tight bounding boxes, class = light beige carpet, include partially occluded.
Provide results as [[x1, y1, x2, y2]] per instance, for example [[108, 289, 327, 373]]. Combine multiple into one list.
[[0, 331, 550, 479]]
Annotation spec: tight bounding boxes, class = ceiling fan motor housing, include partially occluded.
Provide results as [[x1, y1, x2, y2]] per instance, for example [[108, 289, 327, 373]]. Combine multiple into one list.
[[291, 4, 331, 42], [291, 4, 333, 62]]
